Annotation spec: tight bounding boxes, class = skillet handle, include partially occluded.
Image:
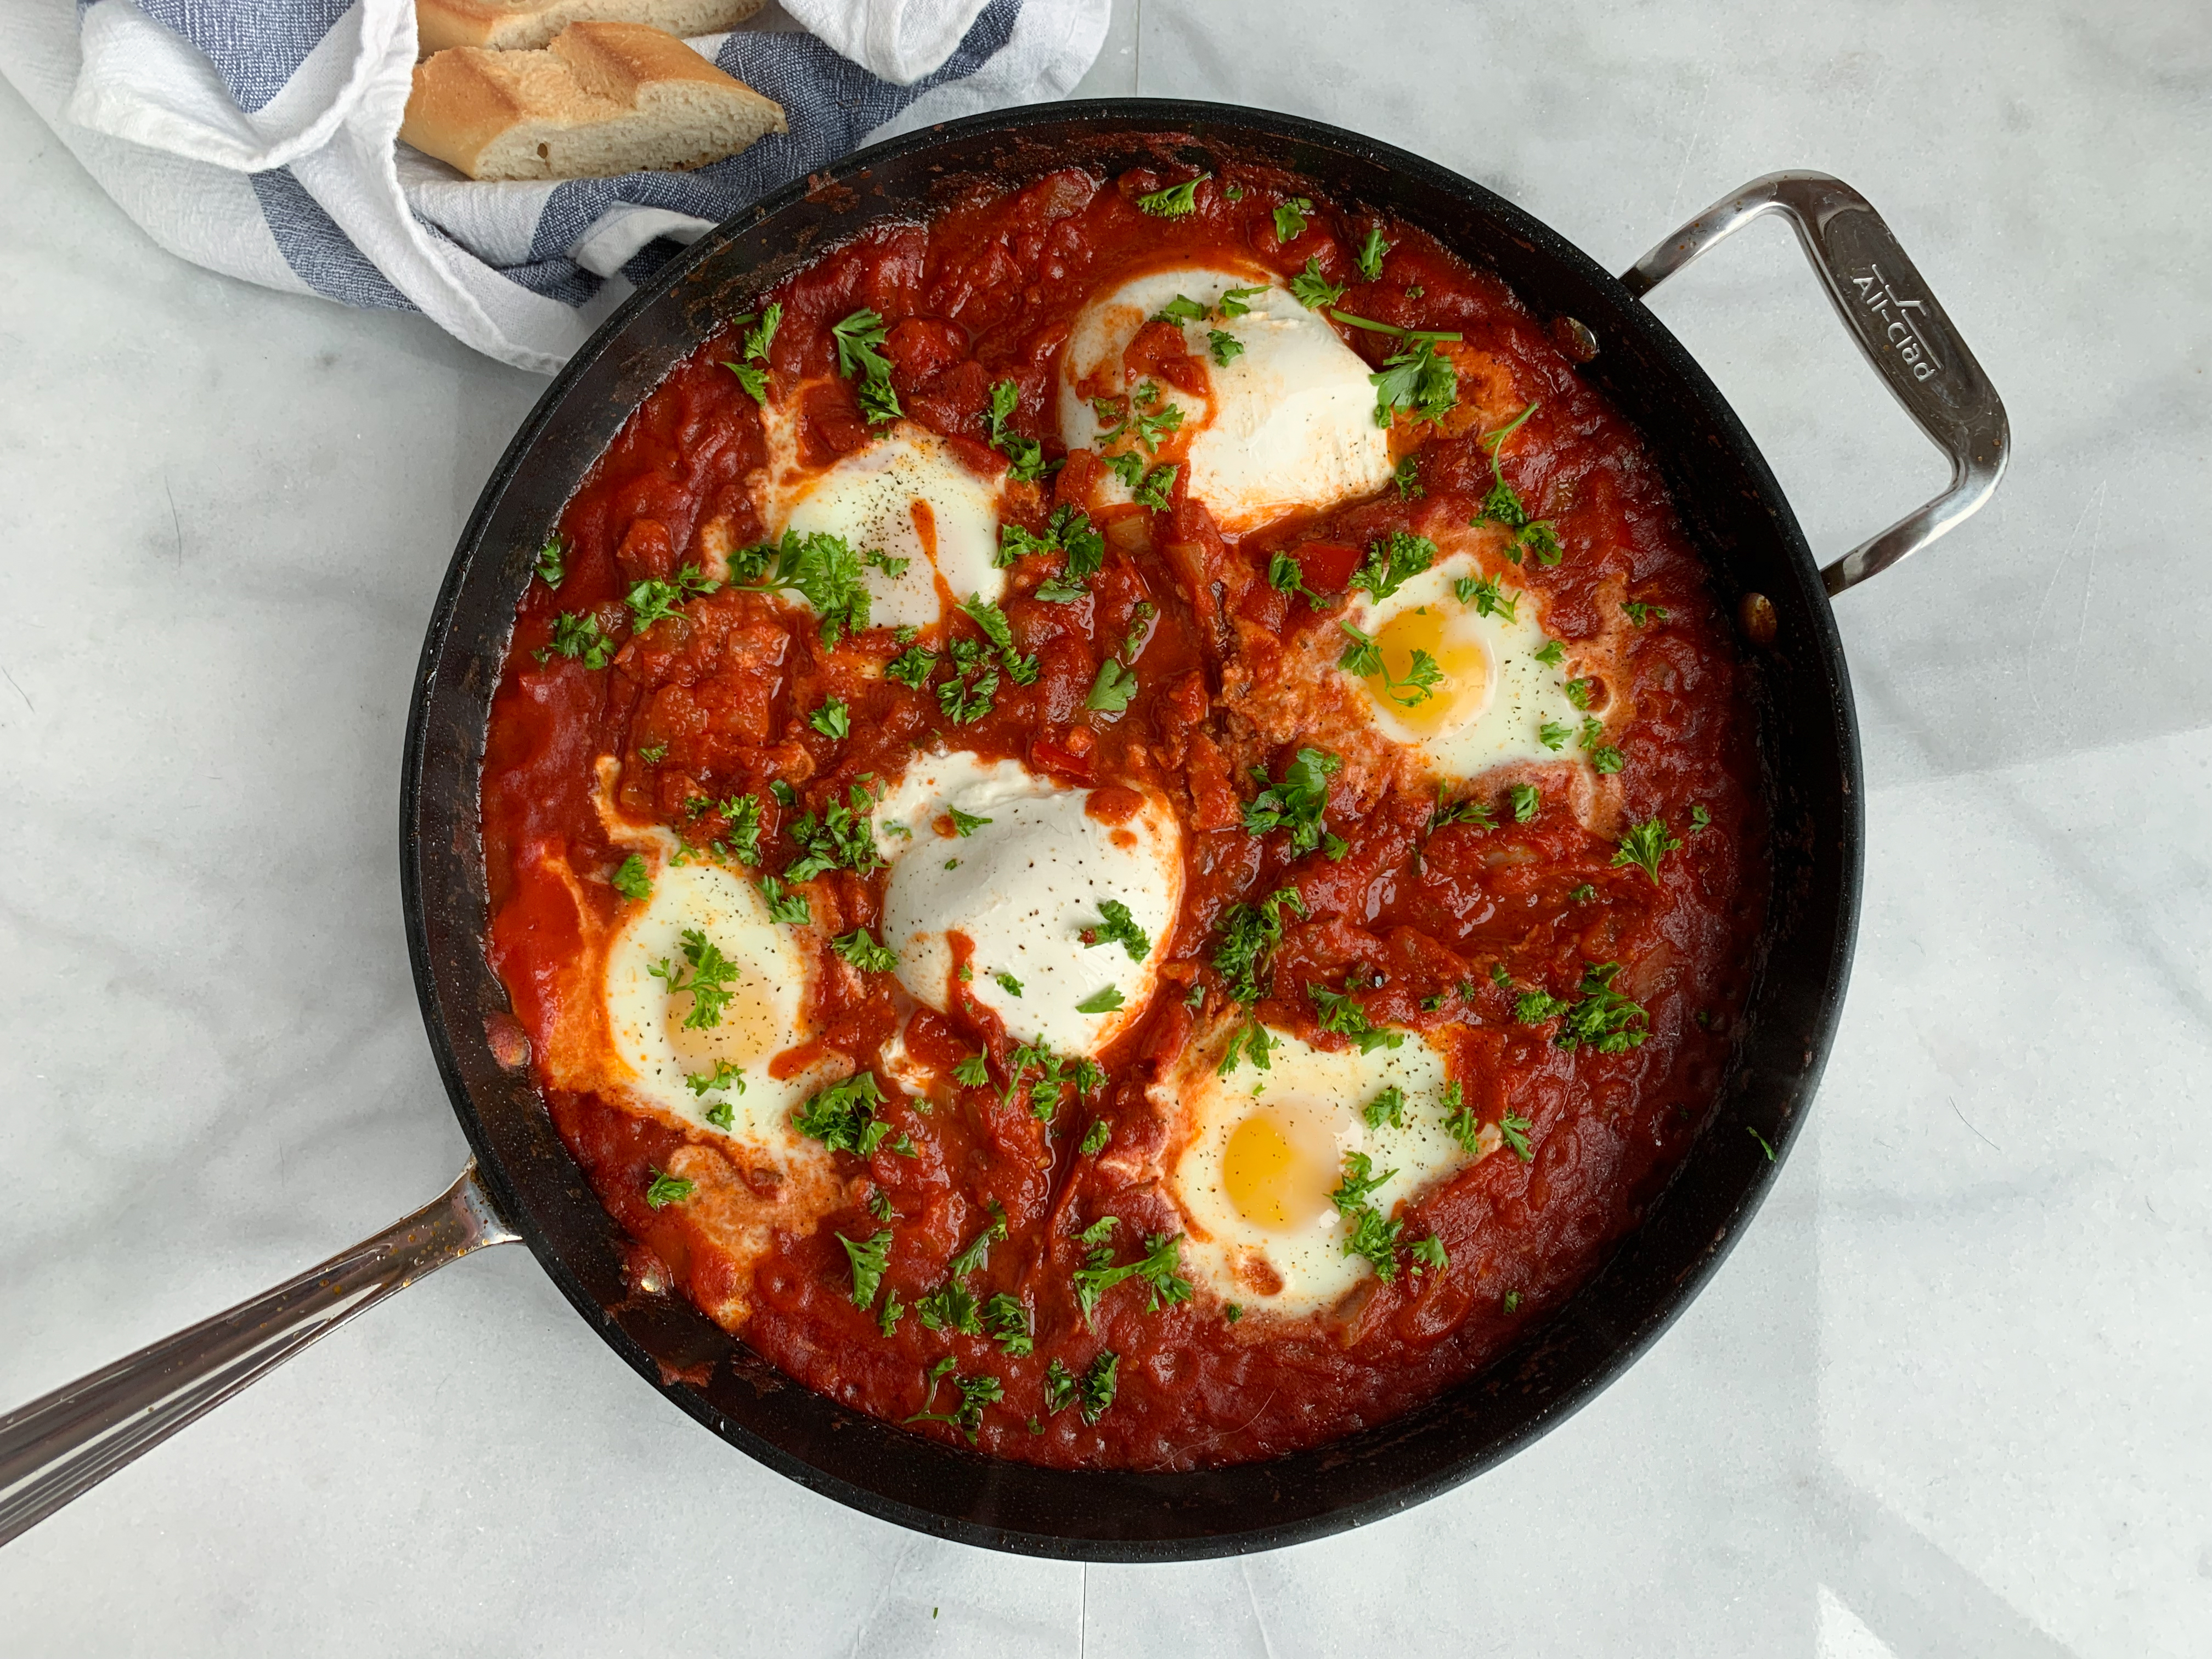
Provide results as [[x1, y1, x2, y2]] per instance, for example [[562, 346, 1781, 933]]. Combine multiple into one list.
[[1621, 171, 2009, 597], [0, 1164, 517, 1547]]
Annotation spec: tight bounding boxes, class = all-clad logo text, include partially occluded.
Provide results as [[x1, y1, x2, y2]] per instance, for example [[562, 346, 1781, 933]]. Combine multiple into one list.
[[1853, 264, 1940, 382]]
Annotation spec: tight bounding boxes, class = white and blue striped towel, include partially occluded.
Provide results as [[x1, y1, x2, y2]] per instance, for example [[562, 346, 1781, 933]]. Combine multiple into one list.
[[0, 0, 1107, 372]]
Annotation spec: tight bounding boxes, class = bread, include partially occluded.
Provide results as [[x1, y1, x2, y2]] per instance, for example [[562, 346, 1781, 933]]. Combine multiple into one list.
[[415, 0, 766, 55], [400, 21, 786, 182]]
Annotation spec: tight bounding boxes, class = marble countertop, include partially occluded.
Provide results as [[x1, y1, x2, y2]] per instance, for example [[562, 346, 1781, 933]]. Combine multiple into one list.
[[2, 2, 2205, 1653]]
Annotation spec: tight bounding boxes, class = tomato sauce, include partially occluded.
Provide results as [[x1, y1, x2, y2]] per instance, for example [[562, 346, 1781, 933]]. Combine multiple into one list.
[[480, 160, 1766, 1470]]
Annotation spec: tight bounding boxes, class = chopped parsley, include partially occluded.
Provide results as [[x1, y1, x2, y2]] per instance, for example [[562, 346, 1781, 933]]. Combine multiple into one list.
[[1338, 619, 1442, 707], [1582, 716, 1624, 774], [611, 854, 653, 901], [721, 302, 780, 402], [1532, 639, 1566, 668], [1354, 224, 1390, 280], [1613, 817, 1682, 882], [1500, 1111, 1534, 1161], [1086, 657, 1139, 713], [994, 970, 1024, 998], [1690, 803, 1712, 833], [1082, 899, 1151, 962], [1504, 1290, 1522, 1314], [1565, 678, 1596, 711], [1071, 1231, 1192, 1327], [685, 1060, 744, 1098], [537, 610, 614, 670], [1513, 961, 1650, 1054], [982, 379, 1055, 482], [1538, 719, 1573, 751], [947, 805, 992, 836], [1207, 328, 1244, 366], [1623, 600, 1668, 626], [1289, 257, 1345, 309], [1471, 402, 1562, 565], [1077, 1352, 1119, 1423], [953, 1053, 990, 1087], [1363, 1085, 1408, 1130], [886, 642, 938, 689], [1570, 882, 1596, 903], [1408, 1235, 1448, 1272], [832, 927, 898, 973], [715, 793, 763, 866], [809, 697, 850, 740], [838, 1228, 892, 1307], [1749, 1126, 1776, 1163], [915, 1283, 981, 1335], [1441, 1081, 1480, 1152], [1215, 284, 1266, 318], [1093, 381, 1183, 455], [984, 1292, 1034, 1357], [533, 534, 565, 588], [1392, 453, 1424, 500], [791, 1071, 890, 1156], [757, 872, 809, 926], [1458, 573, 1517, 621], [1079, 1119, 1111, 1156], [1350, 530, 1436, 603], [1136, 172, 1207, 216], [830, 307, 901, 425], [637, 742, 668, 764], [1329, 1152, 1402, 1280], [1430, 792, 1496, 832], [782, 785, 887, 882], [962, 592, 1039, 685], [644, 1168, 694, 1209], [1272, 196, 1312, 241], [1268, 549, 1324, 606], [1075, 985, 1125, 1014], [727, 528, 872, 644], [877, 1288, 906, 1335], [1310, 978, 1404, 1056], [903, 1364, 1002, 1440], [1509, 782, 1539, 823], [1244, 747, 1345, 859], [946, 1201, 1008, 1279], [866, 1186, 894, 1221], [1211, 887, 1306, 1004], [1366, 335, 1458, 427], [1215, 1019, 1277, 1078], [648, 929, 740, 1030]]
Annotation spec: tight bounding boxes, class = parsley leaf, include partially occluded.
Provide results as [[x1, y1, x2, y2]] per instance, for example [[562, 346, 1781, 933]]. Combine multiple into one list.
[[887, 643, 938, 689], [1076, 985, 1125, 1014], [1500, 1111, 1534, 1161], [1077, 1351, 1119, 1423], [1392, 453, 1424, 500], [1309, 978, 1404, 1056], [1441, 1081, 1481, 1152], [792, 1072, 889, 1156], [644, 1167, 694, 1209], [533, 534, 565, 588], [809, 697, 850, 740], [1152, 294, 1207, 325], [648, 929, 741, 1029], [902, 1363, 1001, 1438], [1083, 899, 1151, 962], [1368, 336, 1458, 427], [721, 302, 780, 402], [1093, 381, 1184, 455], [1288, 257, 1346, 309], [1043, 1359, 1080, 1415], [537, 610, 615, 670], [1071, 1231, 1192, 1327], [1215, 284, 1266, 318], [1539, 719, 1572, 751], [1532, 639, 1565, 668], [1273, 197, 1312, 241], [830, 308, 901, 425], [1086, 657, 1139, 713], [686, 1059, 744, 1098], [1363, 1085, 1407, 1130], [1338, 619, 1443, 707], [1458, 573, 1518, 621], [1243, 747, 1344, 858], [1136, 173, 1208, 216], [730, 528, 872, 644], [1430, 791, 1495, 833], [1331, 1150, 1394, 1213], [946, 1201, 1008, 1279], [946, 805, 991, 837], [953, 1052, 990, 1087], [1207, 328, 1244, 366], [757, 872, 810, 926], [1355, 225, 1390, 281], [1613, 817, 1681, 882], [1349, 530, 1436, 603], [832, 927, 898, 973], [994, 970, 1024, 998], [1690, 803, 1712, 833], [1211, 887, 1306, 1004], [1623, 600, 1668, 626], [1268, 549, 1324, 606], [963, 592, 1039, 685], [982, 379, 1056, 482], [839, 1228, 892, 1307], [1509, 782, 1539, 823], [984, 1293, 1033, 1357], [1080, 1120, 1110, 1156], [612, 854, 653, 901]]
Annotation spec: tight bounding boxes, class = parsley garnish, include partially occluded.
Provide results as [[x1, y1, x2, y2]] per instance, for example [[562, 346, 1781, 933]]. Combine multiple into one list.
[[713, 793, 763, 865], [1441, 1081, 1480, 1152], [1532, 639, 1565, 668], [1086, 657, 1138, 713], [1354, 225, 1390, 281], [1363, 1085, 1407, 1130], [946, 1202, 1008, 1279], [832, 927, 898, 973], [637, 742, 667, 764], [686, 1060, 744, 1098], [944, 805, 991, 837], [1392, 453, 1424, 500], [982, 379, 1056, 482], [1408, 1235, 1448, 1272], [839, 1228, 892, 1307], [537, 610, 614, 669], [1207, 328, 1244, 366], [533, 534, 565, 588], [729, 528, 872, 644], [791, 1072, 889, 1155], [1471, 402, 1563, 565], [644, 1167, 693, 1209], [721, 302, 780, 402], [649, 929, 740, 1029], [757, 872, 809, 926], [1367, 335, 1457, 427], [809, 697, 850, 740], [1504, 1290, 1522, 1314], [1349, 530, 1436, 602], [1224, 1303, 1243, 1323], [1329, 1152, 1403, 1280], [1509, 783, 1539, 823], [1077, 1352, 1119, 1423], [1338, 619, 1443, 707], [1212, 887, 1306, 1004], [1623, 600, 1668, 626], [994, 970, 1024, 998], [1613, 817, 1681, 882], [625, 564, 720, 631], [1268, 549, 1324, 606], [1215, 1019, 1276, 1077], [1215, 284, 1266, 318], [866, 1186, 894, 1222], [1513, 961, 1650, 1054], [1430, 791, 1494, 832], [962, 592, 1039, 685], [984, 1293, 1033, 1357], [1136, 173, 1208, 216], [612, 854, 652, 901], [1458, 573, 1517, 621], [1080, 1119, 1110, 1156], [1071, 1231, 1192, 1327], [885, 643, 936, 688], [1043, 1359, 1079, 1415], [830, 307, 901, 425], [1022, 505, 1107, 601], [1076, 985, 1125, 1014], [1093, 382, 1184, 455], [1749, 1126, 1776, 1163], [1288, 257, 1345, 309], [1309, 978, 1404, 1056], [1690, 803, 1712, 833], [904, 1363, 1002, 1440], [1272, 197, 1312, 241], [1538, 720, 1572, 751], [953, 1053, 989, 1087], [1500, 1111, 1534, 1161], [916, 1283, 981, 1335], [1570, 882, 1596, 902], [782, 786, 886, 883], [1153, 294, 1207, 325], [1582, 716, 1624, 774], [1082, 899, 1151, 962]]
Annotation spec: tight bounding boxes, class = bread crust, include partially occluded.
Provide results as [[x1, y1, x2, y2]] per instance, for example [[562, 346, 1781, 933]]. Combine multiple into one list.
[[414, 0, 767, 56], [399, 21, 786, 182]]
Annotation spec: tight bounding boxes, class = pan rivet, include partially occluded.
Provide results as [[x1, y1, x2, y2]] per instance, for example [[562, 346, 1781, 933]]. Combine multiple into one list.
[[1551, 315, 1599, 362], [1739, 591, 1777, 645]]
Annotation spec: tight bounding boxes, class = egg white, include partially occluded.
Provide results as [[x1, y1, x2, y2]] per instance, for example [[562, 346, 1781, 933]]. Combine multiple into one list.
[[769, 420, 1006, 630], [1056, 267, 1393, 534], [1162, 1026, 1468, 1316], [873, 750, 1182, 1057], [1339, 555, 1592, 784], [601, 858, 825, 1142]]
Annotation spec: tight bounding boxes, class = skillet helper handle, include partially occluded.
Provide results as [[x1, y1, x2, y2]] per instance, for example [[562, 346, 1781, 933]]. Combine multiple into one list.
[[0, 1164, 517, 1547], [1620, 171, 2009, 596]]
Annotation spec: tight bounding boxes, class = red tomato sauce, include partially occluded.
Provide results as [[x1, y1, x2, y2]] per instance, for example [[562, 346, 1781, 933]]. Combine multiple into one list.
[[479, 161, 1767, 1470]]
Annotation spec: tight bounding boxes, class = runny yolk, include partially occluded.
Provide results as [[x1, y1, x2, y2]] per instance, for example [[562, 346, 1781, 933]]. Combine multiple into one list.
[[1222, 1110, 1332, 1232], [1363, 606, 1492, 737]]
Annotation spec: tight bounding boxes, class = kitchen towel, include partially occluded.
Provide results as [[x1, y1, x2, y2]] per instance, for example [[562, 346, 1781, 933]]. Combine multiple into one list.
[[0, 0, 1106, 373]]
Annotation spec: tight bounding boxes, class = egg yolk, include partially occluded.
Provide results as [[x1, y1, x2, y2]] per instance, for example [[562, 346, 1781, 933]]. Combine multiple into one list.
[[665, 962, 783, 1070], [1362, 605, 1492, 736], [1222, 1110, 1335, 1232]]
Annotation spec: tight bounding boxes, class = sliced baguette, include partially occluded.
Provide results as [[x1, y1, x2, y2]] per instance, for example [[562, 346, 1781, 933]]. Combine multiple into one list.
[[400, 21, 786, 182], [415, 0, 766, 56]]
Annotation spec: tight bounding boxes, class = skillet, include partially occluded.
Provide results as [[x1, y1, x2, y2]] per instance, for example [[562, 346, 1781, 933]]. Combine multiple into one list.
[[0, 99, 2005, 1559]]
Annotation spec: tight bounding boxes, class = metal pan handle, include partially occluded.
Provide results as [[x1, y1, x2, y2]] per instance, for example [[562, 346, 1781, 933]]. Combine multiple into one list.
[[1621, 171, 2008, 596], [0, 1164, 517, 1547]]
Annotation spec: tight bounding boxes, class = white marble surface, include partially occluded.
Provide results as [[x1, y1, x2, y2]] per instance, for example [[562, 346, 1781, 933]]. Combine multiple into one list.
[[2, 2, 2207, 1653]]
